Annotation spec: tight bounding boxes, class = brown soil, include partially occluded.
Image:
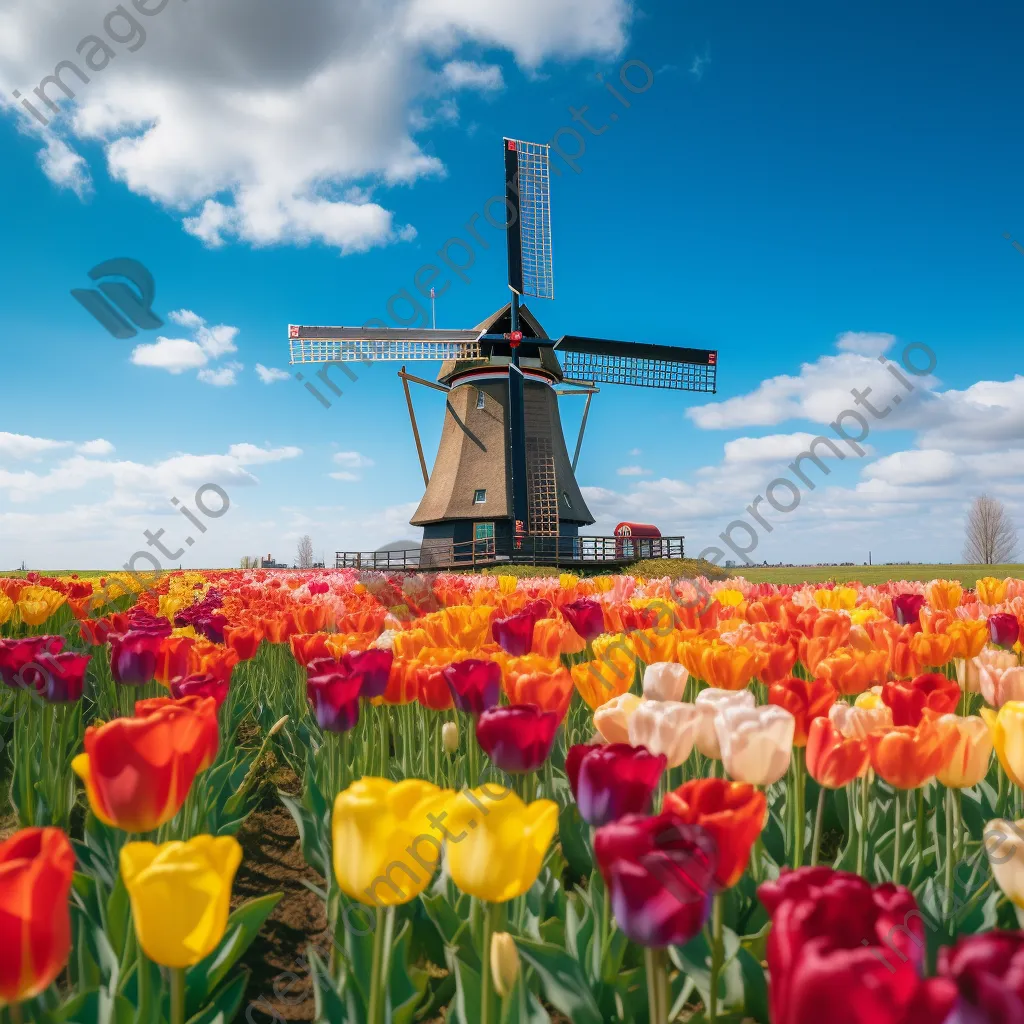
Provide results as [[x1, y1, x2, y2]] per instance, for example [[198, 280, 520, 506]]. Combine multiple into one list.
[[235, 771, 330, 1023]]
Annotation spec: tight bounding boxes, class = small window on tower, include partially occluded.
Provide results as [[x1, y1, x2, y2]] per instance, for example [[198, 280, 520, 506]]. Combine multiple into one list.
[[473, 489, 487, 504], [476, 391, 485, 409], [563, 491, 572, 508]]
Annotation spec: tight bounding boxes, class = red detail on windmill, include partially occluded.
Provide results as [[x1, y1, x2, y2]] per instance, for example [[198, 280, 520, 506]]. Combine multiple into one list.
[[508, 330, 523, 348], [289, 325, 300, 338], [708, 352, 717, 365], [508, 140, 517, 151]]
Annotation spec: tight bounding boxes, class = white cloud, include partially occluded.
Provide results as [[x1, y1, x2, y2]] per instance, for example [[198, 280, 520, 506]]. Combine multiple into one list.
[[441, 60, 504, 91], [629, 448, 642, 456], [197, 362, 242, 386], [0, 0, 630, 251], [255, 364, 291, 384], [167, 309, 205, 329], [688, 333, 935, 430], [329, 471, 360, 482], [722, 433, 855, 464], [228, 443, 303, 464], [76, 439, 115, 456], [617, 465, 650, 476], [131, 337, 208, 373], [37, 134, 91, 197], [862, 449, 962, 487], [333, 451, 374, 469], [835, 331, 896, 356], [0, 432, 69, 460]]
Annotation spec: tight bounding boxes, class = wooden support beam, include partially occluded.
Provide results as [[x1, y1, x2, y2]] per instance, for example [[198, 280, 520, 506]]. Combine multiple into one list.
[[571, 390, 595, 472], [400, 366, 430, 486], [399, 369, 449, 393]]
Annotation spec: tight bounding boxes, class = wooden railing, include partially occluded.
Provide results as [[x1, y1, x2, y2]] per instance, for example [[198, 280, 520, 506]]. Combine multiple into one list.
[[335, 535, 685, 570]]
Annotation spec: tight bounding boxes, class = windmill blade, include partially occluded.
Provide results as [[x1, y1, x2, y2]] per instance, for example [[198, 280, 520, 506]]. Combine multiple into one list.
[[504, 139, 554, 300], [288, 325, 483, 364], [554, 336, 718, 393]]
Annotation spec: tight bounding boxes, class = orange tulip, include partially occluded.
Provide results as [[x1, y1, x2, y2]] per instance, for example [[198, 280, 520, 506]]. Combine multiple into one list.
[[814, 646, 888, 697], [188, 641, 240, 682], [909, 630, 955, 670], [663, 778, 766, 887], [867, 719, 958, 789], [136, 695, 219, 771], [324, 632, 377, 658], [934, 714, 992, 788], [531, 616, 586, 658], [945, 619, 989, 661], [502, 655, 575, 719], [627, 627, 682, 666], [767, 676, 837, 746], [419, 606, 493, 650], [752, 639, 799, 685], [679, 638, 763, 691], [289, 632, 332, 667], [805, 717, 869, 788], [925, 579, 963, 611], [153, 636, 195, 686], [72, 703, 208, 831], [0, 828, 75, 1005], [571, 646, 636, 709]]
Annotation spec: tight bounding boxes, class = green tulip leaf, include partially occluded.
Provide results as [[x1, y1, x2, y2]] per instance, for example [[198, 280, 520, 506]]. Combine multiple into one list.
[[185, 892, 282, 1013], [512, 935, 603, 1024], [184, 968, 250, 1024], [51, 987, 136, 1024]]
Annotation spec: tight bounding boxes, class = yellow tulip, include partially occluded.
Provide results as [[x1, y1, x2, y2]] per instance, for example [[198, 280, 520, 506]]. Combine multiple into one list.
[[855, 686, 885, 711], [490, 932, 520, 997], [814, 586, 857, 611], [444, 788, 558, 902], [977, 577, 1008, 606], [120, 835, 241, 968], [332, 778, 452, 907], [0, 593, 13, 625], [496, 574, 518, 594], [935, 714, 992, 788], [559, 573, 580, 589], [16, 585, 66, 626], [981, 702, 1024, 789]]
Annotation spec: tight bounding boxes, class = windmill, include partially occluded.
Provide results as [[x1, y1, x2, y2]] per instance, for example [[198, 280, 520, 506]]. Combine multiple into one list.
[[288, 138, 718, 567]]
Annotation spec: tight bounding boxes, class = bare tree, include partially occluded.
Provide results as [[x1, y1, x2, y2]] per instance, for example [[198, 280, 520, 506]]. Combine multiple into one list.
[[963, 495, 1019, 564], [239, 555, 260, 569], [296, 535, 315, 569]]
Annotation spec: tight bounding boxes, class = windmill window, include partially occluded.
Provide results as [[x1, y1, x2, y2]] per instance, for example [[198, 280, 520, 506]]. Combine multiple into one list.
[[473, 489, 487, 504], [476, 391, 485, 409], [562, 491, 572, 508]]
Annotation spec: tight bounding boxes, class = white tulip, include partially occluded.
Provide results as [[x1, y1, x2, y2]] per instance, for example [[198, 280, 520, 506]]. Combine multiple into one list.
[[628, 700, 699, 767], [715, 704, 795, 785], [693, 688, 755, 759], [642, 662, 689, 702]]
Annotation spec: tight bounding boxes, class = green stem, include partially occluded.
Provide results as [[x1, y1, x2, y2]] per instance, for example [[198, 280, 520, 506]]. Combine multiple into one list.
[[944, 787, 955, 914], [367, 906, 386, 1024], [480, 902, 500, 1024], [709, 891, 724, 1023], [811, 786, 826, 867], [915, 787, 925, 854], [170, 967, 186, 1024], [893, 791, 903, 884], [644, 947, 668, 1024], [793, 748, 806, 868], [857, 773, 870, 876]]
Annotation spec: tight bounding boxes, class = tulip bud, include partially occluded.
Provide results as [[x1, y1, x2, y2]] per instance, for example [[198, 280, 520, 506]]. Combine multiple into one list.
[[642, 661, 689, 702], [269, 714, 289, 737], [490, 931, 520, 997], [442, 720, 459, 753]]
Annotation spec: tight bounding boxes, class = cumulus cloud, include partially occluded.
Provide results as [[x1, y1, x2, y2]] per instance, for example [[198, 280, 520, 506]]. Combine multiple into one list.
[[255, 364, 291, 384], [617, 465, 650, 476], [333, 451, 374, 469], [0, 0, 631, 251], [0, 432, 71, 460], [198, 362, 242, 386], [76, 439, 115, 456], [131, 337, 208, 373]]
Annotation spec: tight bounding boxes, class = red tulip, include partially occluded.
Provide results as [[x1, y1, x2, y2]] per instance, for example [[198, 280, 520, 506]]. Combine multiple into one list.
[[476, 704, 559, 773], [562, 598, 606, 642], [492, 609, 537, 656], [566, 743, 666, 827], [78, 616, 115, 646], [922, 931, 1024, 1023], [594, 813, 717, 947], [892, 593, 926, 627], [223, 625, 261, 661], [19, 652, 91, 703], [110, 630, 164, 686], [443, 658, 502, 715], [768, 675, 837, 746], [340, 648, 393, 700], [169, 672, 230, 710], [758, 867, 926, 1024], [307, 667, 362, 733], [153, 636, 195, 686], [989, 613, 1021, 649], [0, 635, 64, 688], [0, 828, 75, 1004], [881, 672, 960, 727]]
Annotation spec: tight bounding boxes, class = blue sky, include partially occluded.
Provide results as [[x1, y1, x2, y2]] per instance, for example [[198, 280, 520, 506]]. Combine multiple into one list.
[[1, 0, 1022, 569]]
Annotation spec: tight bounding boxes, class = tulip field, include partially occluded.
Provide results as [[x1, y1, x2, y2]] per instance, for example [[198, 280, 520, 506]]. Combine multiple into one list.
[[4, 570, 1024, 1024]]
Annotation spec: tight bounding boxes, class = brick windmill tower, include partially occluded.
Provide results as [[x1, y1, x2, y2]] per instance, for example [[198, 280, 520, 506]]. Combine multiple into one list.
[[288, 139, 719, 565]]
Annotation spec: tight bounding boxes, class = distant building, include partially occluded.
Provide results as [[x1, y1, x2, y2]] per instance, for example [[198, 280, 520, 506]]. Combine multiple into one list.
[[261, 553, 289, 568]]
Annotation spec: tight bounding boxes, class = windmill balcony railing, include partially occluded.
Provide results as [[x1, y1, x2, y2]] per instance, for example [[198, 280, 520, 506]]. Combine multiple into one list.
[[335, 535, 685, 570]]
